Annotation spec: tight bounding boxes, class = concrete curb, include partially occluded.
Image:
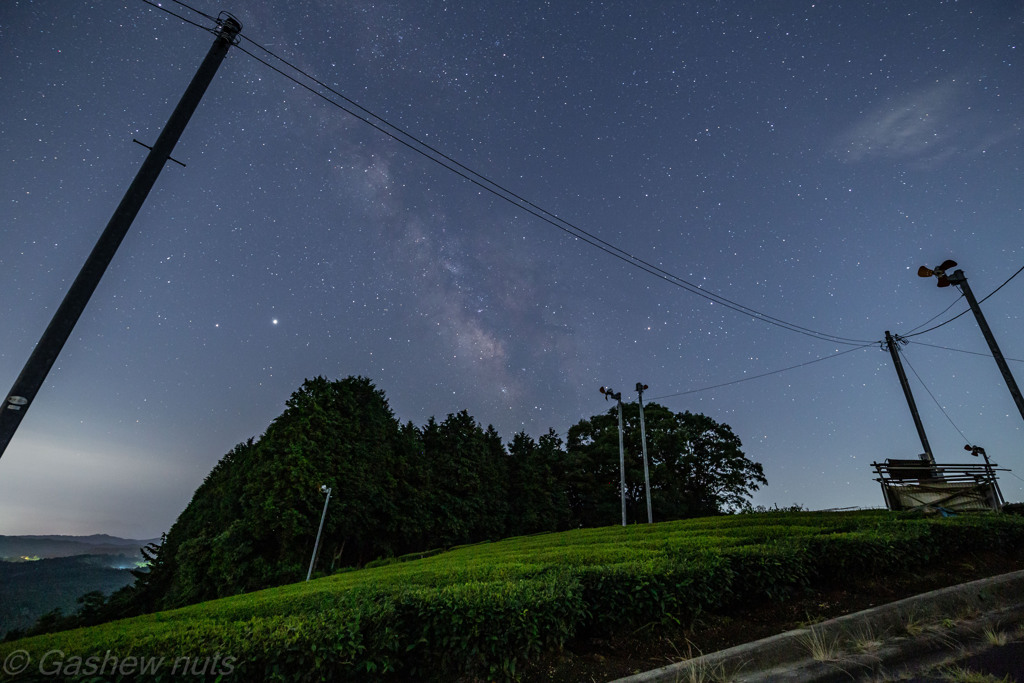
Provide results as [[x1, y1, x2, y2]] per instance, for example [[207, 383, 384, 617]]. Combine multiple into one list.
[[611, 569, 1024, 682]]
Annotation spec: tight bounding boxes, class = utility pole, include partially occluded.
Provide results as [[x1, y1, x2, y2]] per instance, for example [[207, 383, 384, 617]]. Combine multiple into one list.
[[0, 16, 242, 460], [635, 382, 653, 523], [947, 269, 1024, 426], [600, 386, 627, 526], [884, 331, 934, 464]]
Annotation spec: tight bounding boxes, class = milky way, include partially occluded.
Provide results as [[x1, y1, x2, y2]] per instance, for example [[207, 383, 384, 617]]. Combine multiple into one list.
[[1, 1, 1022, 536]]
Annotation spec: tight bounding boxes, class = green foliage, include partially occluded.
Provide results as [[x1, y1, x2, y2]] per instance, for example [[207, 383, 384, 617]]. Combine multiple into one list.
[[118, 379, 767, 617], [566, 402, 767, 526], [133, 377, 422, 612], [6, 511, 1023, 681], [506, 430, 571, 536], [50, 378, 770, 645], [420, 412, 510, 547]]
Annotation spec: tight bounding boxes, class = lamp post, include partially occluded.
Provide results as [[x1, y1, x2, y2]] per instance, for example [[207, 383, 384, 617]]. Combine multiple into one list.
[[306, 484, 331, 581], [965, 444, 1005, 508], [600, 386, 627, 526], [636, 382, 653, 524]]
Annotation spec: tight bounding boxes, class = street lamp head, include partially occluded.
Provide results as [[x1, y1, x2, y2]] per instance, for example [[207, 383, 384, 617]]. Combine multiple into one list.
[[320, 484, 329, 494]]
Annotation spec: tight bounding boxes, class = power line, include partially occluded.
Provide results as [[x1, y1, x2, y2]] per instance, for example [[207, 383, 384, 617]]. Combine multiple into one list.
[[905, 339, 1024, 364], [141, 3, 1024, 357], [164, 0, 217, 22], [651, 343, 875, 400], [896, 345, 971, 443], [901, 306, 971, 339], [980, 263, 1024, 303], [225, 29, 876, 347], [130, 3, 1002, 420], [902, 293, 965, 335], [139, 0, 215, 33], [902, 263, 1024, 339]]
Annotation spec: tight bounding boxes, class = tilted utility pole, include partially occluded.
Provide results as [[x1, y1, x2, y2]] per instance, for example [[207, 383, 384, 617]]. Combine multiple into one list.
[[0, 16, 242, 461], [946, 269, 1024, 426], [884, 331, 934, 464]]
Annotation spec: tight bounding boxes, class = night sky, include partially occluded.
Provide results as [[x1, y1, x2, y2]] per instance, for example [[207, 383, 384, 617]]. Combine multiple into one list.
[[2, 1, 1022, 538]]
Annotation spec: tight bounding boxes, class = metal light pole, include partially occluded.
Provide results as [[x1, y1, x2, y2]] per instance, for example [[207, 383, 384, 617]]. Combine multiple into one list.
[[636, 382, 653, 523], [919, 261, 1024, 427], [965, 444, 1005, 508], [306, 484, 332, 581], [0, 15, 243, 460], [600, 386, 627, 526]]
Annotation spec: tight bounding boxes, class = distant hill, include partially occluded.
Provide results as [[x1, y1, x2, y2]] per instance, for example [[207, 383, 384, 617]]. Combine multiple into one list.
[[0, 535, 156, 638], [0, 534, 157, 561], [0, 555, 137, 638]]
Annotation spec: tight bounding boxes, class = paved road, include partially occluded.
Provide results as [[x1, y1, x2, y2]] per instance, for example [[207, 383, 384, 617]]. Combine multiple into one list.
[[613, 570, 1024, 683], [902, 640, 1024, 682]]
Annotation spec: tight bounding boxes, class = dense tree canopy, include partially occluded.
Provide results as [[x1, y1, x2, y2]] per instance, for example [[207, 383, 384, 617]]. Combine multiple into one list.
[[131, 376, 419, 609], [567, 402, 767, 526], [78, 377, 765, 621]]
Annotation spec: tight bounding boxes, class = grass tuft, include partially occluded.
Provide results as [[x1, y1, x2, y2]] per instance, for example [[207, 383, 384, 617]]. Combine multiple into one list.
[[938, 664, 1014, 683], [849, 624, 885, 654], [800, 625, 842, 662], [981, 627, 1008, 647], [902, 608, 927, 637], [670, 643, 732, 683]]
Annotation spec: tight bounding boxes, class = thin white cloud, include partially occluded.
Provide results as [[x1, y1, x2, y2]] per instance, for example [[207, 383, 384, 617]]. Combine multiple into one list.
[[836, 81, 962, 165]]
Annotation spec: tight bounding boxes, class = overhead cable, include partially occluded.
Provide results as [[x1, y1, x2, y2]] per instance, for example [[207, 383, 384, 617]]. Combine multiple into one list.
[[651, 343, 875, 401], [896, 345, 971, 443], [980, 263, 1024, 303], [902, 263, 1024, 339], [902, 293, 965, 336], [139, 0, 215, 32], [164, 0, 217, 22], [905, 340, 1024, 364], [139, 1, 877, 346], [229, 32, 876, 347], [902, 307, 971, 339]]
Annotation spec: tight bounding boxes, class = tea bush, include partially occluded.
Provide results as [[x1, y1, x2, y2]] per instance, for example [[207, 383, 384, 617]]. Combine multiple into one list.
[[3, 510, 1023, 681]]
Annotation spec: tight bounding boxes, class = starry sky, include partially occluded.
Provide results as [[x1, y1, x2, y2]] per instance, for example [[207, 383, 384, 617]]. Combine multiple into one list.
[[1, 1, 1022, 538]]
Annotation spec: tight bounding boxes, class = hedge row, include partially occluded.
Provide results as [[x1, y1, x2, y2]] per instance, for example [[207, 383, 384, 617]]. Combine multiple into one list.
[[4, 511, 1023, 682]]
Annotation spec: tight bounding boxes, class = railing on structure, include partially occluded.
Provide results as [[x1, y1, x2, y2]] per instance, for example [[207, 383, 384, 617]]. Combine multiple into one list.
[[871, 458, 1006, 512]]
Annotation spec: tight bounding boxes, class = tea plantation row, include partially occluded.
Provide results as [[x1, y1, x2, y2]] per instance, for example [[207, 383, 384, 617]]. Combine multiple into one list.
[[3, 510, 1022, 681]]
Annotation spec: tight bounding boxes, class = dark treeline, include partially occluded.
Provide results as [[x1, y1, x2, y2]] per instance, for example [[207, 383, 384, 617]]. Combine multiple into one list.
[[8, 376, 765, 636]]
